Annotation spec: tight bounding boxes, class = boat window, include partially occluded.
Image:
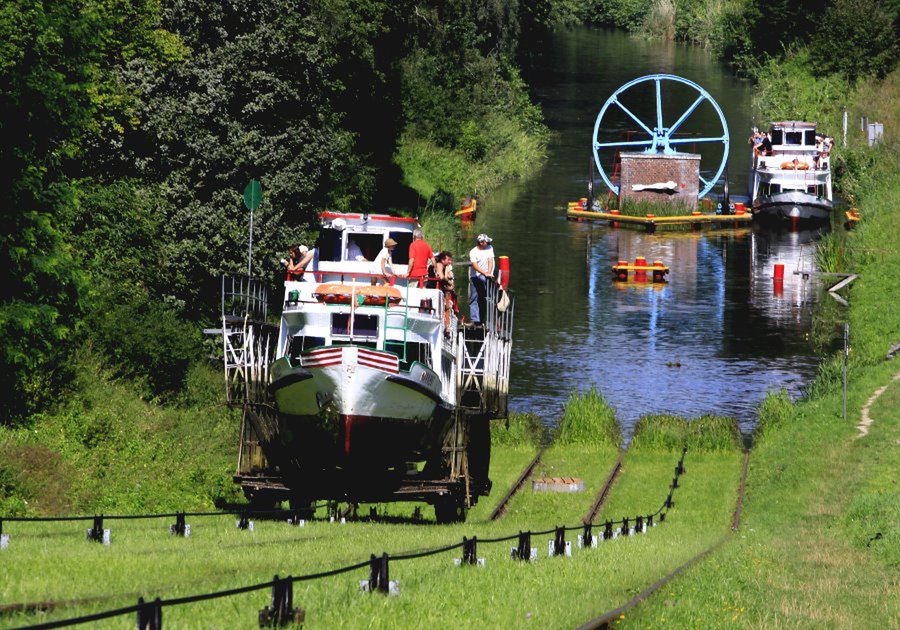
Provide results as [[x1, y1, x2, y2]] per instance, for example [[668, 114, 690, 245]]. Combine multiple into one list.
[[770, 184, 781, 194], [345, 233, 381, 262], [385, 340, 431, 370], [331, 313, 379, 339], [804, 130, 816, 145], [807, 185, 816, 194], [318, 228, 343, 262], [288, 335, 326, 361], [785, 131, 803, 145], [389, 231, 414, 265], [771, 129, 783, 145]]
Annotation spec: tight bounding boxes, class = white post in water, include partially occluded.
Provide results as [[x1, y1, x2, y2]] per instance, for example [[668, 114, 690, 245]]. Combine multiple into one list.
[[843, 323, 849, 420], [247, 209, 254, 277], [843, 110, 848, 147]]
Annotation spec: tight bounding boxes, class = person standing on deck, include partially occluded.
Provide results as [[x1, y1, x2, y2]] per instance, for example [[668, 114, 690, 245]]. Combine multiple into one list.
[[407, 228, 435, 288], [372, 238, 398, 285], [468, 234, 495, 325]]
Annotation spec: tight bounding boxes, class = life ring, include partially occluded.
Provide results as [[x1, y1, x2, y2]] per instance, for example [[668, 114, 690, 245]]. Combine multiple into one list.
[[780, 161, 809, 170], [313, 283, 402, 306]]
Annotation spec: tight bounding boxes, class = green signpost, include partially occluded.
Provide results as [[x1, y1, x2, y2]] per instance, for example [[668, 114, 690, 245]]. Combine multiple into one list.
[[243, 179, 262, 277]]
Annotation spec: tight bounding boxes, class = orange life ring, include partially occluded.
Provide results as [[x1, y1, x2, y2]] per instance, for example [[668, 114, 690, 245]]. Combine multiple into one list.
[[780, 161, 810, 170], [313, 283, 402, 306]]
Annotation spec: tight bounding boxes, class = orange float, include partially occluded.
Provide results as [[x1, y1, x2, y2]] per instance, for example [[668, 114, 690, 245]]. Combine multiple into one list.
[[314, 283, 402, 306]]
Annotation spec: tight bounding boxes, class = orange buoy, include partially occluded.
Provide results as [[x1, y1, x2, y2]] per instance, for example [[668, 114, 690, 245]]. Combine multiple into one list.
[[773, 264, 785, 280], [635, 256, 647, 282], [498, 256, 510, 290]]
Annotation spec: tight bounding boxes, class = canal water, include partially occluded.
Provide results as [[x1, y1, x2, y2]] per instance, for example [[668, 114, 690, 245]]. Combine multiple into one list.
[[469, 27, 825, 434]]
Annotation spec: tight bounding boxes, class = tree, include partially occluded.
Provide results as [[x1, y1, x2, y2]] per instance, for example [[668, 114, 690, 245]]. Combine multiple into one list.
[[0, 0, 177, 421]]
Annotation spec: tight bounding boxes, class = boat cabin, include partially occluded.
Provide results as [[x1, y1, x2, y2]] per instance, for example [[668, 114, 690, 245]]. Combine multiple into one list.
[[750, 121, 832, 203], [276, 212, 458, 404]]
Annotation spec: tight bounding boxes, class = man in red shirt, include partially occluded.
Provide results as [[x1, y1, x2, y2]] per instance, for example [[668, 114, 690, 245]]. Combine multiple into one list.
[[407, 228, 436, 287]]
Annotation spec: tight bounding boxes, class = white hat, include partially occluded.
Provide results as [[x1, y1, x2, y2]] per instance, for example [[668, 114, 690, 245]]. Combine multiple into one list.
[[477, 233, 492, 243], [298, 245, 309, 254], [331, 218, 347, 230]]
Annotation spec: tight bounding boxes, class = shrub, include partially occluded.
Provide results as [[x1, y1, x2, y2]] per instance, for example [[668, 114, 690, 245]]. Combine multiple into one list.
[[88, 288, 202, 397], [754, 389, 795, 441], [491, 413, 545, 447]]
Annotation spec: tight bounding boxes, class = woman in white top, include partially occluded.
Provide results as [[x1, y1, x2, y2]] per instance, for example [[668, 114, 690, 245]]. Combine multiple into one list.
[[371, 238, 398, 285], [468, 233, 495, 324]]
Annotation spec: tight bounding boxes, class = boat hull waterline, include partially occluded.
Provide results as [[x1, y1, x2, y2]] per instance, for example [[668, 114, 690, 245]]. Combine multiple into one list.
[[752, 191, 833, 222]]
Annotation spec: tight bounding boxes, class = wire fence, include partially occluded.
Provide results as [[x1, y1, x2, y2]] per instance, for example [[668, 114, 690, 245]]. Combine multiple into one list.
[[6, 450, 688, 629]]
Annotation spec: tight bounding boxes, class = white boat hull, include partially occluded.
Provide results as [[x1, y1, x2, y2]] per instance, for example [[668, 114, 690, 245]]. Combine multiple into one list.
[[269, 345, 446, 464]]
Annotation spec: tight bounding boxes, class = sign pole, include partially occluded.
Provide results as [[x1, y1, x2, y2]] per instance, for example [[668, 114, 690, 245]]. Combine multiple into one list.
[[243, 179, 263, 278], [843, 323, 849, 421]]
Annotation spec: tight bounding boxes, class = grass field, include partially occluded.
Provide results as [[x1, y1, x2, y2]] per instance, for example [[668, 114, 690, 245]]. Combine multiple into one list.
[[0, 412, 744, 629]]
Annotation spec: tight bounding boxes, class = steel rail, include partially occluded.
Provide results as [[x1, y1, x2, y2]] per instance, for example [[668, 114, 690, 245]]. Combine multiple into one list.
[[576, 451, 750, 629], [488, 446, 546, 521], [582, 452, 624, 524]]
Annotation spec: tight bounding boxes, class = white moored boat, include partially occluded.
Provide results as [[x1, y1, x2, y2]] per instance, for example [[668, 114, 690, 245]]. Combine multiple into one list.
[[749, 121, 833, 223], [268, 212, 458, 468]]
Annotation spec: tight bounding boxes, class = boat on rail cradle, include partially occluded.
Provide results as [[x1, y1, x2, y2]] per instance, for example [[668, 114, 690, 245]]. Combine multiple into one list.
[[749, 121, 834, 223], [219, 212, 514, 522]]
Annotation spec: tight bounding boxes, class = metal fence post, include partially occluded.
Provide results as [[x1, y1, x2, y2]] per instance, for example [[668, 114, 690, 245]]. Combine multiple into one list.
[[843, 323, 849, 421]]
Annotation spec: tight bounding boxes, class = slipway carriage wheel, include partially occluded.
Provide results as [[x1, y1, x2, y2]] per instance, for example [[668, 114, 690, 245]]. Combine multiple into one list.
[[591, 73, 730, 200]]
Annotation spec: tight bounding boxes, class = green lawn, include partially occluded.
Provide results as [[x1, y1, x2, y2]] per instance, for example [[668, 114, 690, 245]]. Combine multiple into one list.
[[0, 441, 731, 629]]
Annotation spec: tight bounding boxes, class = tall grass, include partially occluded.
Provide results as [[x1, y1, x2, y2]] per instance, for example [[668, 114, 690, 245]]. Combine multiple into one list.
[[490, 413, 545, 447], [630, 414, 742, 452], [617, 198, 698, 217], [554, 387, 622, 448], [753, 388, 794, 442]]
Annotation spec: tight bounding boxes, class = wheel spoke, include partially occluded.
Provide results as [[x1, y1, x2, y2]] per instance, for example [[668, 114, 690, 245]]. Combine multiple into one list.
[[655, 78, 663, 132], [668, 136, 726, 145], [668, 95, 705, 136], [594, 139, 654, 149], [612, 98, 654, 137]]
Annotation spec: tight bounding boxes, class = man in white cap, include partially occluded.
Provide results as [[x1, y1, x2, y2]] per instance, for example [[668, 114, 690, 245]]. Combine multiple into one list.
[[468, 233, 495, 324], [372, 237, 398, 285]]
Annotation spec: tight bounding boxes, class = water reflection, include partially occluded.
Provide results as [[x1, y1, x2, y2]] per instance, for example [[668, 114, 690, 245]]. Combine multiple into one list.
[[468, 27, 824, 433]]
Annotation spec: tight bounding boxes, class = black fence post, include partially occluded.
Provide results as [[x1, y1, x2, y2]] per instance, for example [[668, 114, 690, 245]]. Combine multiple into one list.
[[462, 536, 478, 565], [368, 553, 390, 593], [672, 475, 680, 489], [513, 531, 532, 561], [582, 523, 593, 548], [635, 515, 644, 534], [647, 514, 654, 528], [260, 575, 304, 626], [136, 596, 162, 630], [170, 512, 188, 537], [553, 527, 566, 557], [622, 517, 630, 536], [87, 515, 108, 544], [604, 520, 613, 540]]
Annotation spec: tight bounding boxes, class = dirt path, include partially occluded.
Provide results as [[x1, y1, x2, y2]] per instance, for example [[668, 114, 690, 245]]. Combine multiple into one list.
[[856, 371, 900, 437]]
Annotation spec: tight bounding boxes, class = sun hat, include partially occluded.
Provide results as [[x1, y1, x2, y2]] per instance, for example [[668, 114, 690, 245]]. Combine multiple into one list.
[[385, 238, 398, 248], [298, 245, 309, 254], [476, 233, 492, 243]]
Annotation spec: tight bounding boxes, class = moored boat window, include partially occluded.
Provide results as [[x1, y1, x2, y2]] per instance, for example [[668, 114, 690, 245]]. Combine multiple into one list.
[[771, 129, 783, 145], [318, 228, 343, 262], [785, 131, 803, 145], [804, 130, 816, 145]]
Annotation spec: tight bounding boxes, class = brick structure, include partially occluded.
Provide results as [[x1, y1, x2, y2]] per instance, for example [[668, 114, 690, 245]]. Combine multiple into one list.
[[619, 152, 700, 209]]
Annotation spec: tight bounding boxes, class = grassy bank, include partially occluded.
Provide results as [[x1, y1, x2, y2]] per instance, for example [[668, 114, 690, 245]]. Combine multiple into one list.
[[0, 357, 240, 517], [1, 411, 745, 629], [623, 78, 900, 624]]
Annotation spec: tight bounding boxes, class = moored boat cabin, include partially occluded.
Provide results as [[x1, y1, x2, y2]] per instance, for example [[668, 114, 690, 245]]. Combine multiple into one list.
[[750, 121, 832, 204]]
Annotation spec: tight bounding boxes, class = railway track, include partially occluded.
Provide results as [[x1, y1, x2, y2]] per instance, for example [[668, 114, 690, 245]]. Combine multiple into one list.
[[577, 450, 751, 629], [582, 452, 624, 524], [488, 447, 546, 521]]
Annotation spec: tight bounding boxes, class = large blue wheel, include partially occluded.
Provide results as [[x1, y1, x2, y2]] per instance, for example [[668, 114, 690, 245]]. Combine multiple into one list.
[[592, 74, 729, 199]]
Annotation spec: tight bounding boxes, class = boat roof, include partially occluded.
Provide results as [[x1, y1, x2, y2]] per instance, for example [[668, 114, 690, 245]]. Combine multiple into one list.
[[320, 211, 418, 224], [770, 121, 817, 128]]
